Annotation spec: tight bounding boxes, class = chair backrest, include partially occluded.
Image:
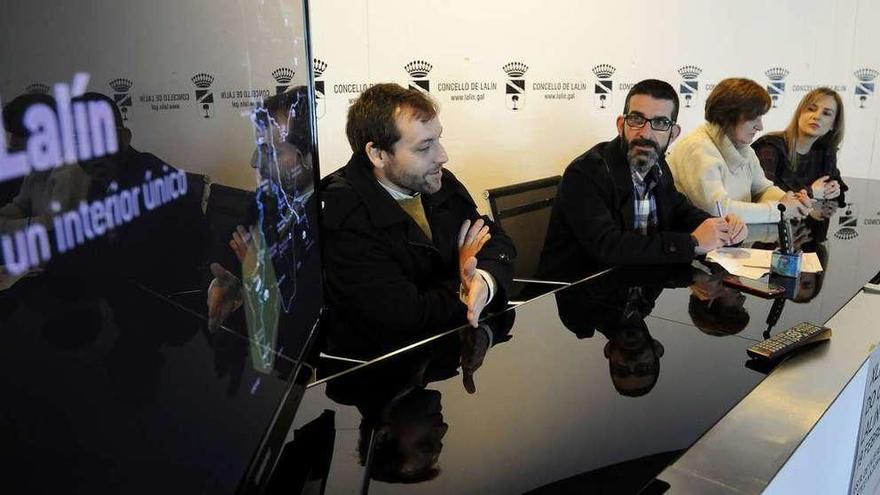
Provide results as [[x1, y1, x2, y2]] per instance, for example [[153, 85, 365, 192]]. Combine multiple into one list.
[[205, 183, 256, 267], [485, 176, 561, 279]]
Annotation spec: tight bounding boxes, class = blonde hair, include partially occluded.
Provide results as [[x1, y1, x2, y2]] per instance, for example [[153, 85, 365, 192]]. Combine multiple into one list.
[[779, 87, 845, 170]]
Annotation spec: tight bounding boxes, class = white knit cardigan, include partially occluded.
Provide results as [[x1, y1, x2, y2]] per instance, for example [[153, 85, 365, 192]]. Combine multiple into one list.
[[667, 122, 786, 223]]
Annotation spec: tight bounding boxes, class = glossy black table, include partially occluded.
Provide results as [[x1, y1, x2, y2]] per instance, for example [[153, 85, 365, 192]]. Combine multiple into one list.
[[289, 178, 880, 494], [649, 177, 880, 345], [291, 268, 768, 494]]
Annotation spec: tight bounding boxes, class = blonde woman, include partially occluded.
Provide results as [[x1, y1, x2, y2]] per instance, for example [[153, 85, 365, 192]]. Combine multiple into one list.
[[753, 87, 847, 206], [668, 78, 810, 223]]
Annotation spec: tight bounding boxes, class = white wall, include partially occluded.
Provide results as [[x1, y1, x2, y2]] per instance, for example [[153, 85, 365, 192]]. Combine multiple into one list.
[[2, 0, 878, 207], [310, 0, 880, 211]]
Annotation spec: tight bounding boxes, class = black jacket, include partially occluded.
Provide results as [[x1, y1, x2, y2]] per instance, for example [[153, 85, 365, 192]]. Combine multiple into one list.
[[539, 137, 711, 281], [752, 134, 847, 206], [320, 154, 515, 359]]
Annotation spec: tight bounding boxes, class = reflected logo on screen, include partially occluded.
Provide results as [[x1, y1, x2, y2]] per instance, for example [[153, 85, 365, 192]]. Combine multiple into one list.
[[25, 83, 50, 95], [272, 67, 295, 95], [404, 60, 432, 93], [191, 72, 215, 119], [765, 67, 789, 109], [854, 68, 879, 109], [313, 58, 327, 118], [592, 64, 615, 110], [835, 202, 859, 240], [108, 78, 133, 122], [678, 65, 702, 109], [503, 61, 528, 111]]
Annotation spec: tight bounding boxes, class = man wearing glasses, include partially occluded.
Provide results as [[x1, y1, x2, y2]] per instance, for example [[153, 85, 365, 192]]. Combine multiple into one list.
[[540, 79, 747, 280]]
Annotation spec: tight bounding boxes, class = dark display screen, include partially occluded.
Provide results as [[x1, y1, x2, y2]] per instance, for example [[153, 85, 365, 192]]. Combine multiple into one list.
[[0, 1, 322, 492]]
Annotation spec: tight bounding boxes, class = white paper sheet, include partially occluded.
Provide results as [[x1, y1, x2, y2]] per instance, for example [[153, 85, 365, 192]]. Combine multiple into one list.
[[706, 248, 823, 280]]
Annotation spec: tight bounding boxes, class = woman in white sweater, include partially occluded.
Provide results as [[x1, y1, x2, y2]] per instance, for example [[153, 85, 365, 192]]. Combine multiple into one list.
[[667, 78, 810, 223]]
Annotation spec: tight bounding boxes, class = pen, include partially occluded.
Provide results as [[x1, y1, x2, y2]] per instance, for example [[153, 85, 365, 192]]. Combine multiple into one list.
[[716, 200, 727, 246]]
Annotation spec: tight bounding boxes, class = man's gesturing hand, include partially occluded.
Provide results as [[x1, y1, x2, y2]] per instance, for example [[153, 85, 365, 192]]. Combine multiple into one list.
[[461, 257, 489, 327], [458, 218, 492, 327], [458, 218, 491, 288]]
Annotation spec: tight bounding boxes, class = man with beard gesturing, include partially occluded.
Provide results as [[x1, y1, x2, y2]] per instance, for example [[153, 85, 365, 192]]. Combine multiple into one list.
[[540, 79, 747, 281], [320, 83, 515, 362]]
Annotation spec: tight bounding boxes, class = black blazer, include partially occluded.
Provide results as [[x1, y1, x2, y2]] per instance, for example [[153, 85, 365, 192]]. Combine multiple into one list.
[[539, 137, 711, 281], [752, 134, 847, 207], [320, 154, 516, 359]]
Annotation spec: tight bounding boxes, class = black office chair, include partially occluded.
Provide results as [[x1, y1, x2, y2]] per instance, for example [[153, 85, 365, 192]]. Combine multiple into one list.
[[205, 183, 256, 272], [484, 176, 561, 282]]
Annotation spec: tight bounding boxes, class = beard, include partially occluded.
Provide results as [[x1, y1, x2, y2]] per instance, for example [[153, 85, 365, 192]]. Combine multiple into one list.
[[623, 137, 662, 174], [385, 161, 442, 195]]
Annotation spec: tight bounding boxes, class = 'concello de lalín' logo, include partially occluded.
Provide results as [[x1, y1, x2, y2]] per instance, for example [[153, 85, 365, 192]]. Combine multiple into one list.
[[0, 73, 119, 183], [765, 67, 790, 108]]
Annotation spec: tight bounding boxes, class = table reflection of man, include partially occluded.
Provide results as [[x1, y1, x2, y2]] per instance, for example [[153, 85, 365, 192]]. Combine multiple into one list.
[[324, 310, 513, 484], [687, 268, 750, 337], [358, 386, 446, 484], [555, 266, 695, 396], [603, 320, 664, 397]]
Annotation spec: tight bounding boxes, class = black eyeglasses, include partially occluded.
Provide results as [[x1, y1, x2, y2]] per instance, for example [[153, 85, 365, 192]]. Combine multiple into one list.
[[624, 113, 675, 131]]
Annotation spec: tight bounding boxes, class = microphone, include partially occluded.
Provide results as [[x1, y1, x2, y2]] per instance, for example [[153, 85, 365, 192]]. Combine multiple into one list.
[[777, 204, 793, 254], [771, 203, 802, 278]]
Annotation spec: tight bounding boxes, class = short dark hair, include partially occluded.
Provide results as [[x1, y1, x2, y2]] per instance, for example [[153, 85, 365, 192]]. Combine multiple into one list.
[[623, 79, 680, 122], [261, 85, 313, 152], [705, 78, 771, 130], [346, 83, 438, 157]]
